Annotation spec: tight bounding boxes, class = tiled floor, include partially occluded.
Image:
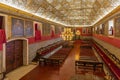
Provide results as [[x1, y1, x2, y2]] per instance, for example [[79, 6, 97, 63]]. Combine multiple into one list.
[[4, 40, 105, 80]]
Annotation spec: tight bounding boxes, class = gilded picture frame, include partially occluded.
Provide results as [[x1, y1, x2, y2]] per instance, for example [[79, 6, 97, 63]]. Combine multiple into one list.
[[12, 18, 24, 37]]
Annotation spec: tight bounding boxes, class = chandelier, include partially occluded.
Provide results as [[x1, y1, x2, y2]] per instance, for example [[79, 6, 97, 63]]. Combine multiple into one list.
[[61, 28, 74, 41]]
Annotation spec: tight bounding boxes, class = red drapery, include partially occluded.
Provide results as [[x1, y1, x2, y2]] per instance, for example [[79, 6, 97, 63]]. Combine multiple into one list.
[[51, 30, 54, 38], [35, 23, 41, 41], [0, 29, 6, 44], [35, 30, 41, 40], [0, 29, 6, 50], [0, 44, 2, 50]]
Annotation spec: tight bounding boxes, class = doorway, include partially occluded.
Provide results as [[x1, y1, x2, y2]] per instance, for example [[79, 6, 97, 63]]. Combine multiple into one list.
[[6, 40, 23, 73], [0, 16, 5, 29]]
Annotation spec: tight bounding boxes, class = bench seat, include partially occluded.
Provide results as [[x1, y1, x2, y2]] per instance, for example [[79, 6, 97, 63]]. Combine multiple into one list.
[[94, 43, 120, 80]]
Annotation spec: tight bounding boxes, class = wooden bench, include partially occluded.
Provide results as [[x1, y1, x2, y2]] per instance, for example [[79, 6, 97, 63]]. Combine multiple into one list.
[[39, 58, 61, 66], [44, 58, 61, 65], [80, 45, 92, 49], [93, 43, 120, 80], [38, 43, 73, 66], [75, 60, 103, 72]]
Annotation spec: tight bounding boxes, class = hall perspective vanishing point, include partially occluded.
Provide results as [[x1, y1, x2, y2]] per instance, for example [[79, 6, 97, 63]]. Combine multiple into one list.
[[0, 0, 120, 80]]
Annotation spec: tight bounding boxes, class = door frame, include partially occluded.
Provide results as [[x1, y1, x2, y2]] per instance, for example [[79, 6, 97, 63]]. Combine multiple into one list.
[[3, 38, 28, 72]]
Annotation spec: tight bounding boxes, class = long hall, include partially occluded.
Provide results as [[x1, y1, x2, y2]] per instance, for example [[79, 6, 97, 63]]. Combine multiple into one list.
[[0, 0, 120, 80]]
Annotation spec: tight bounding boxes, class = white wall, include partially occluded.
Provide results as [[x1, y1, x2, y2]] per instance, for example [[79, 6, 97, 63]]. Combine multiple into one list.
[[28, 38, 62, 63]]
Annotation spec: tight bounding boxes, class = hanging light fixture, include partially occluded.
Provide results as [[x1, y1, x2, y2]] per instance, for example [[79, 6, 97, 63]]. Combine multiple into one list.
[[61, 28, 74, 41]]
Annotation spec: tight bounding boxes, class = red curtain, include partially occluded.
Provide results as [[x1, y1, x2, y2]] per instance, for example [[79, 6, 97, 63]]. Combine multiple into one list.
[[0, 17, 5, 50], [35, 23, 41, 40], [0, 29, 6, 44], [51, 30, 54, 38], [35, 30, 41, 40], [0, 44, 2, 50]]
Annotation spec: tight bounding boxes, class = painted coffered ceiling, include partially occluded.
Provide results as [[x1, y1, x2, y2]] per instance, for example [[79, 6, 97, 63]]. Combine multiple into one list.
[[0, 0, 120, 27]]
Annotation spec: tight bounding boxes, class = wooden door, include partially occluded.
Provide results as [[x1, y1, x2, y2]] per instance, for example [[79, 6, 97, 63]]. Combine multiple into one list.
[[14, 40, 23, 68], [6, 40, 23, 73], [6, 41, 15, 73]]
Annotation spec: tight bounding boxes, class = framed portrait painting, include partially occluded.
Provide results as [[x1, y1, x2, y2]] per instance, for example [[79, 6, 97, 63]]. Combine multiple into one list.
[[42, 22, 50, 35], [25, 21, 33, 37], [82, 28, 86, 34], [12, 18, 24, 37]]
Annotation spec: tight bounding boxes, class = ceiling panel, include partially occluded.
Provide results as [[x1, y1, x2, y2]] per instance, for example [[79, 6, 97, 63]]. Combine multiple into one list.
[[0, 0, 120, 26]]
